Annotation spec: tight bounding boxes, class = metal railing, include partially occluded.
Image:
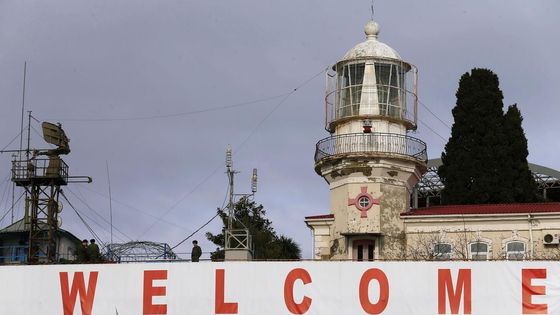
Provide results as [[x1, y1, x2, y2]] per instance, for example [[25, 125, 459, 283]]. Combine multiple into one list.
[[314, 132, 427, 163], [11, 158, 69, 184]]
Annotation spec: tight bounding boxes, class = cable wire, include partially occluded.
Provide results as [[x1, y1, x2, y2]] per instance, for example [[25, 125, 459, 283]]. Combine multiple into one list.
[[418, 119, 448, 143], [0, 129, 25, 152], [418, 99, 452, 130], [235, 67, 327, 152], [136, 66, 328, 239], [170, 212, 220, 251], [48, 93, 291, 122], [170, 182, 229, 251], [0, 191, 25, 224], [60, 190, 107, 248], [66, 188, 134, 242], [78, 185, 192, 232]]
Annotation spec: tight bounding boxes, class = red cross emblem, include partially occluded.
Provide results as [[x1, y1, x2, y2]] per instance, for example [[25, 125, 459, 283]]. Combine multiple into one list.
[[348, 186, 380, 218]]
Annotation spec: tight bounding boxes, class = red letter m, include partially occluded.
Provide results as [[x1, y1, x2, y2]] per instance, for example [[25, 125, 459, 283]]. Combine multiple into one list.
[[60, 272, 99, 315], [438, 269, 471, 314]]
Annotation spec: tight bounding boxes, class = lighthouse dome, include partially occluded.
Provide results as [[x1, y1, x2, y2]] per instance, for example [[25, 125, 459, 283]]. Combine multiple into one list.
[[341, 21, 401, 61]]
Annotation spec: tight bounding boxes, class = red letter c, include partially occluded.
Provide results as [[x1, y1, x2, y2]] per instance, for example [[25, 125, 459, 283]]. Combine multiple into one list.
[[284, 268, 312, 314]]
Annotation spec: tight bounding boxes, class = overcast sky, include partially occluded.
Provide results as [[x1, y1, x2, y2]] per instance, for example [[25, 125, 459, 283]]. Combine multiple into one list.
[[1, 0, 559, 259]]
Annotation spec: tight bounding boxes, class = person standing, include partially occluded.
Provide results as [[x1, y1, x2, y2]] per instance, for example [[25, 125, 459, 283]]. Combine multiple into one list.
[[76, 239, 89, 263], [87, 239, 100, 263], [191, 240, 202, 262]]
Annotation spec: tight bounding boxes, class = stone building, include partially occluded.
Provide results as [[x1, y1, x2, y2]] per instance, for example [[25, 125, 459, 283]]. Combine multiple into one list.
[[305, 20, 560, 261]]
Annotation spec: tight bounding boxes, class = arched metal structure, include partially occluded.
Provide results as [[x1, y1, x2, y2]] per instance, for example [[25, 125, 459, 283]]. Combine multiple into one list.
[[106, 241, 178, 262], [413, 158, 560, 207]]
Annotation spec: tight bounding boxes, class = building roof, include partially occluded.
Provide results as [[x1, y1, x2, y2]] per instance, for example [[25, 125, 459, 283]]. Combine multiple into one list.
[[304, 214, 334, 220], [341, 21, 401, 61], [0, 219, 81, 243], [402, 203, 560, 216], [415, 158, 560, 198], [0, 219, 33, 233]]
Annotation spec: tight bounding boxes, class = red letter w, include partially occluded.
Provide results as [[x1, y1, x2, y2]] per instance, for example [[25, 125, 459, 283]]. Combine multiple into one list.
[[59, 271, 99, 315]]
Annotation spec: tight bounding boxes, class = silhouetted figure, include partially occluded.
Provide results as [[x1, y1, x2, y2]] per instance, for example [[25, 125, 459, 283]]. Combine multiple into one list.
[[26, 151, 37, 177], [76, 239, 89, 263], [191, 240, 201, 262], [87, 239, 100, 263]]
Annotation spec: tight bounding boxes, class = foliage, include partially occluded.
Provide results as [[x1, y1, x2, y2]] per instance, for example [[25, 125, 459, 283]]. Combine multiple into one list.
[[206, 197, 301, 260], [439, 68, 538, 204], [503, 104, 539, 202]]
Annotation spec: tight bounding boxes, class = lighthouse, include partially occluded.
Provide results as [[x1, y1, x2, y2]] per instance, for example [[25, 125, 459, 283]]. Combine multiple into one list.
[[306, 21, 427, 260]]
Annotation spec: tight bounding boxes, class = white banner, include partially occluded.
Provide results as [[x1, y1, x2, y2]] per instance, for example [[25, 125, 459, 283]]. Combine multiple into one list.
[[0, 261, 559, 314]]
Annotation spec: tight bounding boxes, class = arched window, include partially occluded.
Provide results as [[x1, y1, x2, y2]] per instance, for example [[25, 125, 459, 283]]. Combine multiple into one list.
[[506, 241, 526, 260], [470, 242, 489, 260], [433, 243, 452, 260]]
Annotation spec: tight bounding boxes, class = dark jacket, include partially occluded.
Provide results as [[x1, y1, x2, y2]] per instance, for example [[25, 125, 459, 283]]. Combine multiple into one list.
[[87, 243, 100, 262], [191, 245, 202, 262]]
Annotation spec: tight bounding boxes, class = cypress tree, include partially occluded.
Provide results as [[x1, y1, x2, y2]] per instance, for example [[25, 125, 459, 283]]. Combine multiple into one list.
[[503, 104, 538, 202], [439, 68, 513, 204]]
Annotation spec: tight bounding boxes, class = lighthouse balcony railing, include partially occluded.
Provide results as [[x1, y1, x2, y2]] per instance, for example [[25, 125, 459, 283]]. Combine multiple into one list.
[[314, 132, 427, 164]]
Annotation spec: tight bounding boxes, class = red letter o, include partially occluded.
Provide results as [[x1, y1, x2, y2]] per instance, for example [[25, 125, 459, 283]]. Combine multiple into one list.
[[359, 268, 389, 314]]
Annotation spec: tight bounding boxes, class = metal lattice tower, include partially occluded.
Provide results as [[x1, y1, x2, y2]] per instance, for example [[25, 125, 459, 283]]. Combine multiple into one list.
[[6, 118, 91, 264], [12, 156, 68, 263], [106, 241, 178, 262]]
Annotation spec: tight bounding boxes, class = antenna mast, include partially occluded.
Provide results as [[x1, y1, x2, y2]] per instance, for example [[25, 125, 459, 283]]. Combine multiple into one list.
[[106, 161, 113, 246], [223, 146, 257, 261], [226, 147, 235, 230], [19, 62, 27, 161]]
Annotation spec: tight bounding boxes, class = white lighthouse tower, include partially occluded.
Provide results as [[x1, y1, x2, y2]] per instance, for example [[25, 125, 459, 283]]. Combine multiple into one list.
[[306, 21, 427, 260]]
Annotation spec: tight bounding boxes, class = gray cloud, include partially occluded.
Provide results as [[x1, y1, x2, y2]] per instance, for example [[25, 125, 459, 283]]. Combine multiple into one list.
[[0, 0, 558, 258]]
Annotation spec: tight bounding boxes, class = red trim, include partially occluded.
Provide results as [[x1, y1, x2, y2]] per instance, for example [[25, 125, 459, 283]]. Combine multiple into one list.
[[305, 214, 334, 220], [402, 203, 560, 216], [348, 187, 380, 218]]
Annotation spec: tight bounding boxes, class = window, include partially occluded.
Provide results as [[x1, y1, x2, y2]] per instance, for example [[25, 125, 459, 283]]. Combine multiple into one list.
[[358, 196, 370, 208], [353, 240, 375, 261], [374, 63, 405, 118], [337, 62, 365, 118], [506, 241, 525, 260], [470, 242, 489, 260], [434, 243, 452, 260]]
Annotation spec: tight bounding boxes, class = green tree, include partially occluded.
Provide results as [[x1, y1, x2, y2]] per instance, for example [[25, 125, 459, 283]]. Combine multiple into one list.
[[439, 68, 538, 204], [206, 198, 301, 260], [503, 104, 538, 202]]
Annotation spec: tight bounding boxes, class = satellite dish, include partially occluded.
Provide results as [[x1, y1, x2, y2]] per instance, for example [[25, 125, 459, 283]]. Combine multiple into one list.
[[57, 217, 62, 228], [42, 122, 70, 154], [57, 202, 63, 213]]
